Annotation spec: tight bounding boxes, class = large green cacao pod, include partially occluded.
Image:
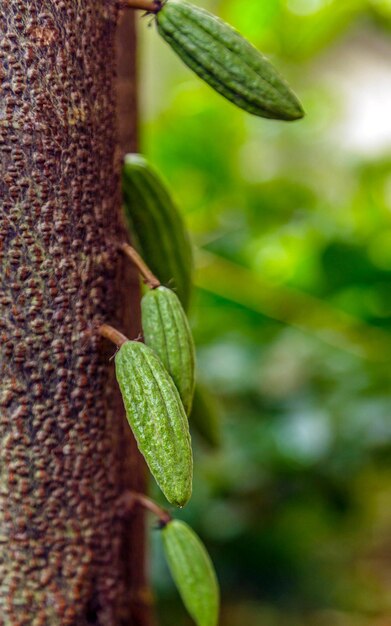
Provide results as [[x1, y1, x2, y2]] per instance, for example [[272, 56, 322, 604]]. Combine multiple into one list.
[[115, 340, 193, 507], [155, 0, 304, 121], [142, 286, 196, 415], [122, 154, 193, 310], [162, 519, 220, 626]]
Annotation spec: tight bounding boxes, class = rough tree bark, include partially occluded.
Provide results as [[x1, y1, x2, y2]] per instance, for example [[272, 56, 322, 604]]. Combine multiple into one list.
[[0, 2, 149, 625]]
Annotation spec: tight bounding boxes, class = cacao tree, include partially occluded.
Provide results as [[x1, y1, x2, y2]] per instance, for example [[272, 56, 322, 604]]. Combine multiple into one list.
[[0, 1, 304, 624], [0, 3, 149, 625]]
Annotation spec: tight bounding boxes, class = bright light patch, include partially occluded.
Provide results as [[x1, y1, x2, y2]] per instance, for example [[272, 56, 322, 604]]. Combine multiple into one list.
[[287, 0, 330, 16], [327, 33, 391, 156]]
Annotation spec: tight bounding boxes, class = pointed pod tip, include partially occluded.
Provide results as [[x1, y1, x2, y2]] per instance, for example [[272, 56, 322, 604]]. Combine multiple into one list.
[[169, 493, 191, 509], [291, 103, 305, 121], [275, 92, 305, 121], [167, 483, 192, 509], [272, 101, 305, 122]]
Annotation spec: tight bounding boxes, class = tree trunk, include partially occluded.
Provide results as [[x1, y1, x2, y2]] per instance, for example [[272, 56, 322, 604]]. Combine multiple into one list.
[[115, 10, 155, 626], [0, 2, 149, 624]]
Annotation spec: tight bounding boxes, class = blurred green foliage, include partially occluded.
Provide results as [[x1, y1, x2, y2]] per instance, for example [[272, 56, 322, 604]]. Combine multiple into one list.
[[140, 1, 391, 624]]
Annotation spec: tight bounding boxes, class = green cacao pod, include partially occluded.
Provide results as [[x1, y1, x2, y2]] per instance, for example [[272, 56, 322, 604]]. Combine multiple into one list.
[[141, 286, 195, 415], [155, 1, 304, 121], [122, 154, 193, 311], [162, 519, 220, 626], [115, 341, 193, 507], [190, 383, 221, 449]]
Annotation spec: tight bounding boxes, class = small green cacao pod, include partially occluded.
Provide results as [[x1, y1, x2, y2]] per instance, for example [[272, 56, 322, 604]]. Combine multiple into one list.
[[122, 154, 193, 311], [155, 1, 304, 121], [115, 341, 193, 507], [162, 519, 220, 626], [190, 383, 221, 449], [142, 286, 195, 415]]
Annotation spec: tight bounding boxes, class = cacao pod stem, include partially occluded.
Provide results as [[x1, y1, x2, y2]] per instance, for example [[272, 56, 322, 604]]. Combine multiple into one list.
[[120, 242, 161, 289], [99, 324, 129, 347], [120, 0, 162, 13], [117, 491, 172, 526]]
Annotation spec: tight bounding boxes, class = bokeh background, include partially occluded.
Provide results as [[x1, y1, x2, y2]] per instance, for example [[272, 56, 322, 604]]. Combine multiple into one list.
[[138, 1, 391, 624]]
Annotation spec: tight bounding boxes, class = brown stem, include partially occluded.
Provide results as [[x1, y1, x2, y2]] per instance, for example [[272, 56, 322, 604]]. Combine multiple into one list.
[[99, 324, 129, 347], [118, 491, 172, 526], [120, 243, 161, 289], [120, 0, 162, 13]]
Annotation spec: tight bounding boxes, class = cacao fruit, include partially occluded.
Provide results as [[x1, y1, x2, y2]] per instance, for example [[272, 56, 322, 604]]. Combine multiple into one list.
[[162, 519, 220, 626], [155, 0, 304, 121], [190, 383, 221, 449], [115, 340, 193, 507], [141, 286, 195, 415], [122, 154, 193, 310]]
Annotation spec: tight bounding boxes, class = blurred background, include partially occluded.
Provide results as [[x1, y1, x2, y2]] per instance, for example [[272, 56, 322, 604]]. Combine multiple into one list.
[[138, 1, 391, 624]]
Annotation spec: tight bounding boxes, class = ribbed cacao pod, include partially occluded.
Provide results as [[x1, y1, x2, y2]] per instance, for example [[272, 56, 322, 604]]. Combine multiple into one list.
[[155, 0, 304, 121], [122, 154, 193, 311], [141, 286, 195, 415], [162, 519, 220, 626], [115, 340, 193, 507], [190, 383, 221, 449]]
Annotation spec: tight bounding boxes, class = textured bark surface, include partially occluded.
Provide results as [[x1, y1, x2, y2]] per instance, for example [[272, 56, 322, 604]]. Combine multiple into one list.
[[0, 2, 144, 624], [117, 10, 138, 156]]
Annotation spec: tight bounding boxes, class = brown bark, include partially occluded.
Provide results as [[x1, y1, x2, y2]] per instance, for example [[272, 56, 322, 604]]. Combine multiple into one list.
[[0, 2, 148, 625], [115, 10, 155, 626], [117, 8, 139, 156]]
